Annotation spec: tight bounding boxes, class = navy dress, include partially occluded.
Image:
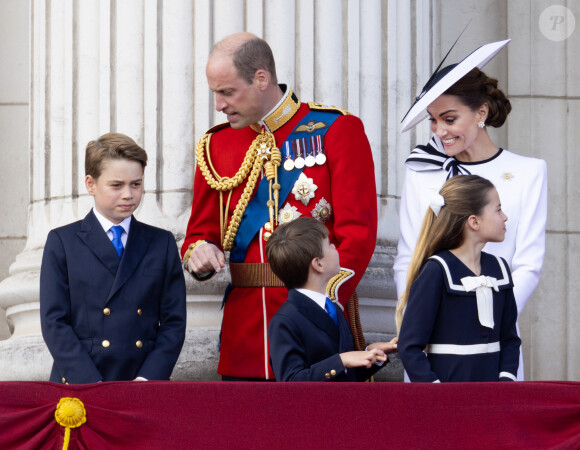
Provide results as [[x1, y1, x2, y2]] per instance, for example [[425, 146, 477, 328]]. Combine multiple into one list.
[[398, 250, 520, 382]]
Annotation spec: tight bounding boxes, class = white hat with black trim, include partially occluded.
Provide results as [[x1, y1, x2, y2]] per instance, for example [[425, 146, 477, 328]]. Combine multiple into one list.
[[401, 39, 511, 133]]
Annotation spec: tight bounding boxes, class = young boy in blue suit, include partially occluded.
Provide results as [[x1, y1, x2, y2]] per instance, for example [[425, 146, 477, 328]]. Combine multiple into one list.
[[266, 217, 397, 381], [40, 133, 187, 384]]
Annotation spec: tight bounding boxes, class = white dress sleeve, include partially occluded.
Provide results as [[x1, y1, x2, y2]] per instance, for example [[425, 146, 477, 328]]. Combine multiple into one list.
[[393, 168, 427, 299], [510, 158, 548, 316]]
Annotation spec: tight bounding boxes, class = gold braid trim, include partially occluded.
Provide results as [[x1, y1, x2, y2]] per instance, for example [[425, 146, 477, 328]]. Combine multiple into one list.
[[196, 129, 281, 251], [196, 133, 257, 191]]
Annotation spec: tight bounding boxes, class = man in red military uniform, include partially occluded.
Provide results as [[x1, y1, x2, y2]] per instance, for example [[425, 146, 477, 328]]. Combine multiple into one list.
[[181, 32, 377, 380]]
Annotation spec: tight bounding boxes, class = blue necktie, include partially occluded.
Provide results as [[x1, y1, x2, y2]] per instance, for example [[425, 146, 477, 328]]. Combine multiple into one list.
[[110, 225, 124, 258], [325, 297, 338, 325]]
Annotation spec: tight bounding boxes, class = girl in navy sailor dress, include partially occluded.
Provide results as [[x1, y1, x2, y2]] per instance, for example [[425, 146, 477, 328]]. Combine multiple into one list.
[[396, 175, 520, 382]]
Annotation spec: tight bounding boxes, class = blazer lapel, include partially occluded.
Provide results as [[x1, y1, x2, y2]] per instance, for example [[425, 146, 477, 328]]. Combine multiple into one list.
[[288, 290, 340, 342], [106, 217, 150, 302], [76, 210, 121, 276]]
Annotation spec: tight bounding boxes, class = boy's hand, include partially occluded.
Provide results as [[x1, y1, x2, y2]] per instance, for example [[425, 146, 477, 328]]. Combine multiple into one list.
[[188, 243, 226, 274], [367, 336, 398, 355], [339, 349, 387, 369]]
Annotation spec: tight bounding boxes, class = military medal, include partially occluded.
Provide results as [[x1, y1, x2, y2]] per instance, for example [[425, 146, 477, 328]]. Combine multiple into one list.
[[304, 138, 316, 167], [311, 197, 332, 222], [310, 135, 327, 165], [278, 203, 302, 224], [292, 173, 317, 205], [294, 140, 305, 169], [283, 141, 294, 171]]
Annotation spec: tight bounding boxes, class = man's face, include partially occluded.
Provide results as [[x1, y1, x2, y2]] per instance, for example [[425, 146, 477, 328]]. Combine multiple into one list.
[[206, 54, 265, 129]]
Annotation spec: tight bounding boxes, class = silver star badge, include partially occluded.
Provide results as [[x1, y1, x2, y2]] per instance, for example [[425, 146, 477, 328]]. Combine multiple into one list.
[[311, 197, 332, 222], [292, 173, 317, 206], [278, 203, 302, 224]]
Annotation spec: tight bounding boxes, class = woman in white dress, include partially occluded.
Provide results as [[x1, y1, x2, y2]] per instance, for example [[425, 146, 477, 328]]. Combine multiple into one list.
[[394, 40, 547, 381]]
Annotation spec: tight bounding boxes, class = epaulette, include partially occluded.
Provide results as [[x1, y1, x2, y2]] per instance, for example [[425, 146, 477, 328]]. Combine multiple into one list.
[[308, 101, 351, 116], [205, 122, 230, 134], [326, 268, 355, 311]]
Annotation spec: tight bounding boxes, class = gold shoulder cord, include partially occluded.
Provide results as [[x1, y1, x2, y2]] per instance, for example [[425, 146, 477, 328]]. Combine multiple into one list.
[[196, 129, 281, 251]]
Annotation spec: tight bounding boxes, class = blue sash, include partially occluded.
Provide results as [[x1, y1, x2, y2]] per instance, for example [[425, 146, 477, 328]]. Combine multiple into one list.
[[230, 110, 340, 262]]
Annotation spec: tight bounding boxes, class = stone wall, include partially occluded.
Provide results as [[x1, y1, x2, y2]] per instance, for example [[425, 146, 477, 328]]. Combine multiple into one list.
[[0, 0, 577, 382]]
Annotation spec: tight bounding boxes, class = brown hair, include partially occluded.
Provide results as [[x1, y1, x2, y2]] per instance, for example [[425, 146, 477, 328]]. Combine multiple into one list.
[[212, 35, 278, 85], [266, 217, 329, 290], [395, 175, 496, 333], [85, 132, 148, 178], [444, 67, 511, 127]]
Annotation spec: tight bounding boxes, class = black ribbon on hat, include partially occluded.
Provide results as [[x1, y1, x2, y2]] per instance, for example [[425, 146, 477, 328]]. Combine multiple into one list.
[[405, 136, 471, 179], [401, 21, 472, 124]]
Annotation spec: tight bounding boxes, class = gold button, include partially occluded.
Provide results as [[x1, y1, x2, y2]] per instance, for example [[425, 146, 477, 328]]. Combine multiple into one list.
[[330, 369, 336, 376], [264, 222, 272, 231], [137, 308, 142, 316], [325, 373, 331, 379], [102, 340, 110, 348], [263, 231, 272, 241], [103, 308, 111, 316], [61, 377, 66, 383], [136, 340, 143, 348]]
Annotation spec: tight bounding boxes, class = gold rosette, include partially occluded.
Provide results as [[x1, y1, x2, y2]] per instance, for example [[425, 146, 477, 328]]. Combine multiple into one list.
[[55, 397, 87, 450]]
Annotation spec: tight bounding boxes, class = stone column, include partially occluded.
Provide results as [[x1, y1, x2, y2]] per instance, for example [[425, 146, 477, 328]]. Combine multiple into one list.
[[506, 1, 579, 381], [0, 0, 205, 380], [0, 0, 413, 381]]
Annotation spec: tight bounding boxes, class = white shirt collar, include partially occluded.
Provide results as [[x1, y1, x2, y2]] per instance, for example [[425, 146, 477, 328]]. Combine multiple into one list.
[[92, 207, 132, 235], [296, 288, 327, 311]]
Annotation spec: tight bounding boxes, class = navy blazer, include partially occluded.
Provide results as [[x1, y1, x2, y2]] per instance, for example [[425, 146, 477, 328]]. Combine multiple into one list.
[[268, 289, 384, 381], [40, 210, 186, 384]]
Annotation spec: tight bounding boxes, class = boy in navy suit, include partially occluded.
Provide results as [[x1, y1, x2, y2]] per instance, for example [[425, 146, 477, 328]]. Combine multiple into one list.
[[40, 133, 186, 384], [266, 217, 397, 381]]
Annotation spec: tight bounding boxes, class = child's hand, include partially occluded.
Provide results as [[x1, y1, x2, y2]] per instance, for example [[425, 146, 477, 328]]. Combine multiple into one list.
[[339, 349, 387, 369], [367, 336, 398, 355], [189, 243, 226, 273]]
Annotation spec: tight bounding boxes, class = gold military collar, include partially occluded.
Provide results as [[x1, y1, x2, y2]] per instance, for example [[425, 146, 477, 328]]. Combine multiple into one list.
[[251, 85, 301, 133]]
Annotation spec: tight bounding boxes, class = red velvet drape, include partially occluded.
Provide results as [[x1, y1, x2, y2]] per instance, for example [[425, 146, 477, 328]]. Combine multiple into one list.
[[0, 381, 579, 449]]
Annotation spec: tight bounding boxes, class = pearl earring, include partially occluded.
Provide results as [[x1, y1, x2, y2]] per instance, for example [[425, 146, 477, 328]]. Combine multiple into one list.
[[477, 121, 486, 129]]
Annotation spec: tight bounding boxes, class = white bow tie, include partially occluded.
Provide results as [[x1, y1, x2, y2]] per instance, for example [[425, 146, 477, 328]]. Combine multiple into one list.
[[460, 275, 499, 329]]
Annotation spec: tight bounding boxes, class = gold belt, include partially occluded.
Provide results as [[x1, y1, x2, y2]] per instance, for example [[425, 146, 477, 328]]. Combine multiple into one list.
[[229, 263, 285, 288]]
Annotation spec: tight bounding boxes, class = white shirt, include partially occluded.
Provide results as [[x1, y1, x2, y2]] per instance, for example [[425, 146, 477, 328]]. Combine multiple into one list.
[[296, 288, 328, 311], [92, 208, 131, 247]]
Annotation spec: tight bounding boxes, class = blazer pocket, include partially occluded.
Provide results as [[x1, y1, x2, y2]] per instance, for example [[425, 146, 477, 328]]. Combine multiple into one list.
[[143, 267, 164, 277]]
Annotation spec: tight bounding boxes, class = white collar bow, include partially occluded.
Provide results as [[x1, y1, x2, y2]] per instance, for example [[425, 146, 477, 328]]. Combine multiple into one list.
[[460, 275, 499, 329]]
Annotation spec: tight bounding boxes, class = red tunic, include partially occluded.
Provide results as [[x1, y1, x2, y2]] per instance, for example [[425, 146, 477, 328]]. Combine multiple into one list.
[[182, 99, 377, 379]]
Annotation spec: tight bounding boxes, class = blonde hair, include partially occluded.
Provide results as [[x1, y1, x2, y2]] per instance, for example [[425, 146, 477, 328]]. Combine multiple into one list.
[[395, 175, 496, 333]]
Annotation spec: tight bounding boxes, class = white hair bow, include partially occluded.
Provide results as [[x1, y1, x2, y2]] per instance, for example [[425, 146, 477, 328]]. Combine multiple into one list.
[[428, 188, 445, 217], [460, 275, 499, 329]]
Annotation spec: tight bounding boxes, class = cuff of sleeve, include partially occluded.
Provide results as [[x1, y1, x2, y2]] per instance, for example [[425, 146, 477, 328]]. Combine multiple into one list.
[[183, 240, 217, 281], [499, 371, 517, 381]]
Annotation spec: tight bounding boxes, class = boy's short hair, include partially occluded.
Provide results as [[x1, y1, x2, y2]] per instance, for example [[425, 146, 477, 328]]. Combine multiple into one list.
[[266, 217, 329, 289], [85, 132, 148, 178]]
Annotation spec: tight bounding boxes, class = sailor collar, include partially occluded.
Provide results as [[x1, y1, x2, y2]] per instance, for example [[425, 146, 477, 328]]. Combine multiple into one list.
[[250, 84, 301, 133], [428, 250, 513, 296]]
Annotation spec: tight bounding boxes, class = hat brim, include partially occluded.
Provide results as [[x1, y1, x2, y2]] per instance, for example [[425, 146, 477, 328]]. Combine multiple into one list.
[[401, 39, 511, 133]]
